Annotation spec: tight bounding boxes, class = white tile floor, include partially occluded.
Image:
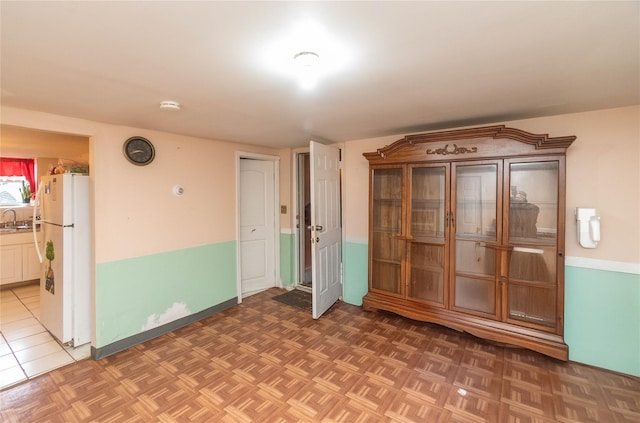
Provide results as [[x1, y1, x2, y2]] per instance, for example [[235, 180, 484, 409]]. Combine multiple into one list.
[[0, 283, 91, 390]]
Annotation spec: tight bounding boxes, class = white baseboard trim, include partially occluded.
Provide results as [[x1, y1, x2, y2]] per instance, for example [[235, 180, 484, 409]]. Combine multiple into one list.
[[345, 237, 368, 245], [565, 256, 640, 275]]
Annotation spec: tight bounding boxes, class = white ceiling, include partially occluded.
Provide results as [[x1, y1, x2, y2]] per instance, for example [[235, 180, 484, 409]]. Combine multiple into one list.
[[1, 1, 638, 149]]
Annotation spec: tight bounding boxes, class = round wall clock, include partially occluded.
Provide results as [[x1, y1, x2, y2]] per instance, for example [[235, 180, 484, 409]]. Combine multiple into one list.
[[123, 136, 155, 166]]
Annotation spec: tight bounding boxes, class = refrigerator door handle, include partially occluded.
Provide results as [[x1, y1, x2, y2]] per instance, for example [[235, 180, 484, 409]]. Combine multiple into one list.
[[33, 181, 44, 263]]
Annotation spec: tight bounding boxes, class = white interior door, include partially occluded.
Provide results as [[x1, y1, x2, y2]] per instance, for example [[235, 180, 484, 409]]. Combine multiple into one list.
[[239, 159, 276, 295], [310, 141, 342, 319]]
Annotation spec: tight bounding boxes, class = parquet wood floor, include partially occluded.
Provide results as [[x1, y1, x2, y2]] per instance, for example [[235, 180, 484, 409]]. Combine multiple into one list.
[[1, 288, 639, 422]]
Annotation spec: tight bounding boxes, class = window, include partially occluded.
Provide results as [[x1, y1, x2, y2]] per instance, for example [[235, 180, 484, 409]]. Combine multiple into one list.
[[0, 158, 35, 205], [0, 176, 29, 204]]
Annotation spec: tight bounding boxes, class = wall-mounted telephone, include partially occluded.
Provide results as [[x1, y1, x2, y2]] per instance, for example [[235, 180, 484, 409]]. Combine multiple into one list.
[[576, 207, 600, 249]]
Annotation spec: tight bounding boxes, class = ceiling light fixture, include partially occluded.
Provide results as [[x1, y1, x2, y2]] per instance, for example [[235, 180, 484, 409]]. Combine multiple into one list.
[[159, 101, 181, 111], [293, 51, 319, 68], [294, 51, 320, 90], [261, 20, 353, 90]]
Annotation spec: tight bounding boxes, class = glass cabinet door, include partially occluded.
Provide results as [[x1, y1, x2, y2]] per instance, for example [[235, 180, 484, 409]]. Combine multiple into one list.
[[371, 168, 403, 294], [452, 163, 499, 316], [408, 166, 447, 305], [506, 161, 559, 328]]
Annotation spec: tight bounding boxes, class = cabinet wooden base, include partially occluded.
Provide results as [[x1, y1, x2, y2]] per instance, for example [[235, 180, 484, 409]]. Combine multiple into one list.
[[362, 292, 568, 361]]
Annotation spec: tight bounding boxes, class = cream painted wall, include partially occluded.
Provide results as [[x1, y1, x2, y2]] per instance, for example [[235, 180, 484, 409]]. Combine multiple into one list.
[[1, 107, 285, 264], [342, 105, 640, 265], [0, 125, 89, 162]]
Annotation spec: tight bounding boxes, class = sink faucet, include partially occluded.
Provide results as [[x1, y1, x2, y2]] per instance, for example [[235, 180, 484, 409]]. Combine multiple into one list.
[[2, 209, 17, 224]]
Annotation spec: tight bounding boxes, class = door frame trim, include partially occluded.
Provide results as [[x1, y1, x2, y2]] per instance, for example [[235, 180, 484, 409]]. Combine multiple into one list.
[[236, 152, 280, 303], [292, 148, 309, 287], [291, 147, 310, 288]]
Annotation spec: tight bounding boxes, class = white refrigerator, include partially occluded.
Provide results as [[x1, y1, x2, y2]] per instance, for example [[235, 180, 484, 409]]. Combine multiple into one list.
[[34, 173, 91, 347]]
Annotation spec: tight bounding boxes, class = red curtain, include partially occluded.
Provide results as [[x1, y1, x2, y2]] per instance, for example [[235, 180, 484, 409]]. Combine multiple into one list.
[[0, 158, 36, 194]]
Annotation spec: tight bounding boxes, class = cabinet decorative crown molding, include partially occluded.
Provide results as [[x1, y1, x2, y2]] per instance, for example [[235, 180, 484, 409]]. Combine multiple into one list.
[[364, 125, 576, 163]]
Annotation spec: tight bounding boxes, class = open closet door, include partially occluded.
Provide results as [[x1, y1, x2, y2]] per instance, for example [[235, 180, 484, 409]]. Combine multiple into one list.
[[310, 141, 342, 319]]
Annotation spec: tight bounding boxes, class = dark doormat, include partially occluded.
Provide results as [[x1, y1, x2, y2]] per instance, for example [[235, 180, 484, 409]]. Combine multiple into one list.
[[272, 289, 312, 312]]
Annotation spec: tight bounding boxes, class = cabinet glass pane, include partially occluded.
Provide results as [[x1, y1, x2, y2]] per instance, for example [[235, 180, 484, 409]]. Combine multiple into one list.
[[373, 169, 402, 233], [508, 162, 558, 327], [454, 163, 497, 315], [371, 168, 402, 294], [454, 240, 495, 314], [372, 259, 401, 293], [510, 246, 556, 284], [411, 167, 445, 238], [456, 164, 497, 239], [508, 284, 556, 327], [455, 240, 496, 276], [454, 276, 495, 314], [372, 231, 403, 262], [409, 243, 444, 303], [509, 162, 558, 242]]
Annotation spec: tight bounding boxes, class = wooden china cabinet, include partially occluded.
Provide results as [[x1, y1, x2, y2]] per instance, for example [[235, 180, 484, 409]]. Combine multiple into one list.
[[363, 125, 575, 360]]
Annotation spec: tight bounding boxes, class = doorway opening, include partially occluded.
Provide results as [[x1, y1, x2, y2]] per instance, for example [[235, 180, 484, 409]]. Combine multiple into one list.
[[0, 125, 91, 388], [296, 152, 312, 291]]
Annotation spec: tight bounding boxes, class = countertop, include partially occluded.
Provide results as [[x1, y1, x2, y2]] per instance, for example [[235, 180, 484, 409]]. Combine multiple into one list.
[[0, 229, 41, 246]]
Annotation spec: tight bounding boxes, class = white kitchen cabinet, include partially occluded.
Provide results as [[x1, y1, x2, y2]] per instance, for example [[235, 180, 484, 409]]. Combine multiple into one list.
[[22, 243, 41, 281], [0, 231, 42, 286], [1, 245, 22, 285]]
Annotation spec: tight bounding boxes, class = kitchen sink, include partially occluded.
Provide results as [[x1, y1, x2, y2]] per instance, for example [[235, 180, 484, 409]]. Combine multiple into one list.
[[0, 225, 34, 233], [0, 219, 34, 231]]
